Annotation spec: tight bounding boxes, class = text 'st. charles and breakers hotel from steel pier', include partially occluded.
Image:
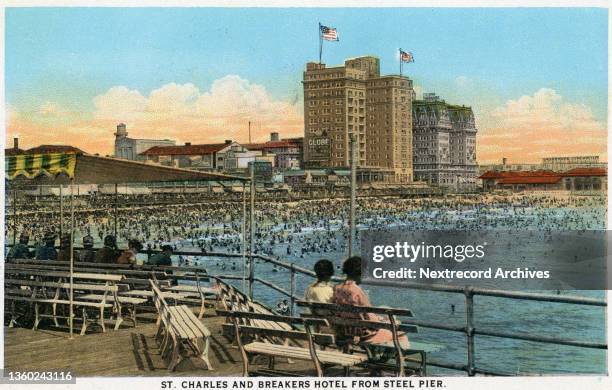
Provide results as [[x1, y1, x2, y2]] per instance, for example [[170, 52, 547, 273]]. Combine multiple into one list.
[[302, 56, 414, 183]]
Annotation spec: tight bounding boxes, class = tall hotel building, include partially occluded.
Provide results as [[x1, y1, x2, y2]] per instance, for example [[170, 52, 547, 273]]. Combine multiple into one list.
[[412, 93, 478, 187], [302, 56, 414, 183]]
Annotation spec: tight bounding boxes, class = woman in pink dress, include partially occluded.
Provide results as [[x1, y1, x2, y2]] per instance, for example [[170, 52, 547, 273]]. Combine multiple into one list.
[[332, 256, 410, 348]]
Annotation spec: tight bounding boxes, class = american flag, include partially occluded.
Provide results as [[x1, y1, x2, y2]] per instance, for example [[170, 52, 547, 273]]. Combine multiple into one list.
[[320, 25, 339, 41], [400, 50, 414, 63]]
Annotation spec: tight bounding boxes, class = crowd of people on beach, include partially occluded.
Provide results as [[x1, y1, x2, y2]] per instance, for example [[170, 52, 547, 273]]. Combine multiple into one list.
[[5, 192, 606, 266]]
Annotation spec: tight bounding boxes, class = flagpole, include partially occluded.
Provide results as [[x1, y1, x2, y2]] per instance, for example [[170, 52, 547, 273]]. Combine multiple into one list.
[[318, 22, 323, 64], [399, 48, 403, 77]]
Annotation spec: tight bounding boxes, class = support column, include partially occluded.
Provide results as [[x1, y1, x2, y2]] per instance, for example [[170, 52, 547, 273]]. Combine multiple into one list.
[[69, 180, 75, 339], [114, 183, 118, 237]]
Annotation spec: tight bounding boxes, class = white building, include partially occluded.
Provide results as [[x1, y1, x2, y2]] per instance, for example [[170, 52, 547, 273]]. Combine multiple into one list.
[[114, 123, 175, 161]]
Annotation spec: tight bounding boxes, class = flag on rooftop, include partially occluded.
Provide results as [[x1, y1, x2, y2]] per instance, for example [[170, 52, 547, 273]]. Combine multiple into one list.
[[320, 25, 339, 41], [400, 49, 414, 63]]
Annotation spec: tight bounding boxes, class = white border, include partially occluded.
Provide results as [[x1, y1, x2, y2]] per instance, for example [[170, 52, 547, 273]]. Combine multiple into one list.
[[0, 2, 610, 389]]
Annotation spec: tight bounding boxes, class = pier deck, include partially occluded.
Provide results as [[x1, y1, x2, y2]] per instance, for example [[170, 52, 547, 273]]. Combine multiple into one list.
[[4, 310, 320, 377]]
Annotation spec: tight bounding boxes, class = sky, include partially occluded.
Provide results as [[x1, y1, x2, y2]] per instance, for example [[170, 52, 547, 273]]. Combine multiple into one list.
[[4, 7, 609, 163]]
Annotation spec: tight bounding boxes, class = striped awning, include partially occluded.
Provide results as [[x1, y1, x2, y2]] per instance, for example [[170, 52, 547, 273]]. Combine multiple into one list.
[[5, 152, 77, 180]]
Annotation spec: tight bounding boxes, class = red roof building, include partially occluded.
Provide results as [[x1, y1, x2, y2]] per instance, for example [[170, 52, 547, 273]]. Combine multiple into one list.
[[480, 168, 607, 192], [560, 167, 607, 177], [243, 134, 303, 170], [140, 142, 230, 157], [138, 141, 239, 171]]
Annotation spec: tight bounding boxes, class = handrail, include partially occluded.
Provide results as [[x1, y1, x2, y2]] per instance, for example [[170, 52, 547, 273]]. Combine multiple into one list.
[[240, 252, 607, 376], [5, 249, 607, 376]]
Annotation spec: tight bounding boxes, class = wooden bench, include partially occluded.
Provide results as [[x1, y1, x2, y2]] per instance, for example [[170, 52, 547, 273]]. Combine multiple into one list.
[[4, 277, 121, 335], [76, 293, 147, 327], [214, 279, 297, 346], [150, 280, 213, 371], [161, 274, 217, 319], [297, 300, 438, 376], [217, 309, 368, 377]]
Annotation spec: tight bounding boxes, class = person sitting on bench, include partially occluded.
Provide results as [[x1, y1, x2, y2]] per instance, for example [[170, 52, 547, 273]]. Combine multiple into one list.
[[117, 238, 143, 264], [35, 231, 57, 261], [7, 233, 31, 259], [95, 235, 119, 264], [332, 256, 410, 348], [57, 234, 73, 262], [304, 259, 335, 303], [79, 234, 95, 262], [148, 244, 173, 266]]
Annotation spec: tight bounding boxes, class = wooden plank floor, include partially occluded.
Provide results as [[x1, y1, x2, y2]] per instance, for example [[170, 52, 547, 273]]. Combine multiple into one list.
[[4, 310, 320, 377]]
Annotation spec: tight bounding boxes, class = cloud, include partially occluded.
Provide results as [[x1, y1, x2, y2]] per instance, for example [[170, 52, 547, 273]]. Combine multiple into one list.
[[7, 82, 606, 165], [477, 88, 607, 163], [93, 86, 147, 121], [8, 76, 303, 154], [38, 102, 69, 117]]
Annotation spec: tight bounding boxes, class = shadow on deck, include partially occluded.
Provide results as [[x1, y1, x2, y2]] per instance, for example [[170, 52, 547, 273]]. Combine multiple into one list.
[[4, 310, 318, 377]]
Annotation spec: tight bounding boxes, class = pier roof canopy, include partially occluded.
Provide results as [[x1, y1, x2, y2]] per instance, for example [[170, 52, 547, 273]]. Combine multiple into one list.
[[5, 152, 248, 185]]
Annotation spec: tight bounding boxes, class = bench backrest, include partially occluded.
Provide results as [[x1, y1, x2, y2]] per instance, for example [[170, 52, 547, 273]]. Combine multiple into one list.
[[150, 279, 169, 309], [218, 309, 337, 377], [296, 301, 418, 332], [6, 263, 168, 278], [4, 267, 125, 282], [5, 278, 121, 293], [296, 300, 417, 377], [8, 259, 209, 278]]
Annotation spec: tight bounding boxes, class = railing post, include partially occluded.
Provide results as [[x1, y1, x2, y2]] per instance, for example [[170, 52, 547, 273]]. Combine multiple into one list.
[[114, 183, 118, 237], [12, 189, 17, 246], [465, 286, 476, 376], [290, 264, 296, 316]]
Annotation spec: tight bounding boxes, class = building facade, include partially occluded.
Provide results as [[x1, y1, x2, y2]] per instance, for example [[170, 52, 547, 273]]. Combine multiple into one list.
[[302, 56, 414, 183], [244, 133, 303, 170], [139, 140, 275, 174], [114, 123, 175, 161], [412, 93, 478, 187], [365, 75, 413, 183], [480, 168, 607, 192], [541, 156, 605, 171], [480, 156, 606, 174]]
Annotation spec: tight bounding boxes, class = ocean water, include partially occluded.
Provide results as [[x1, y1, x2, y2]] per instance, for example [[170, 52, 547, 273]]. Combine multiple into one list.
[[181, 203, 607, 376]]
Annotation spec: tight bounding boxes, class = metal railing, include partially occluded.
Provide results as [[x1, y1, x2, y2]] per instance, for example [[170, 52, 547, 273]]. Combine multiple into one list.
[[216, 251, 607, 376], [5, 246, 607, 376]]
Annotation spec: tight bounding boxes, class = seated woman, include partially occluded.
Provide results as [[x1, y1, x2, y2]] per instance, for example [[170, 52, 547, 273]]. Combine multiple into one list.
[[332, 256, 410, 349], [304, 259, 335, 303]]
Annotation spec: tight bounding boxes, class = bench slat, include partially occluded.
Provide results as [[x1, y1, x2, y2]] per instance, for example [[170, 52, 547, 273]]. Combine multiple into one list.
[[78, 294, 147, 305], [173, 306, 211, 338], [296, 300, 413, 317], [168, 306, 198, 340], [244, 342, 366, 366], [5, 278, 119, 292], [238, 325, 335, 345]]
